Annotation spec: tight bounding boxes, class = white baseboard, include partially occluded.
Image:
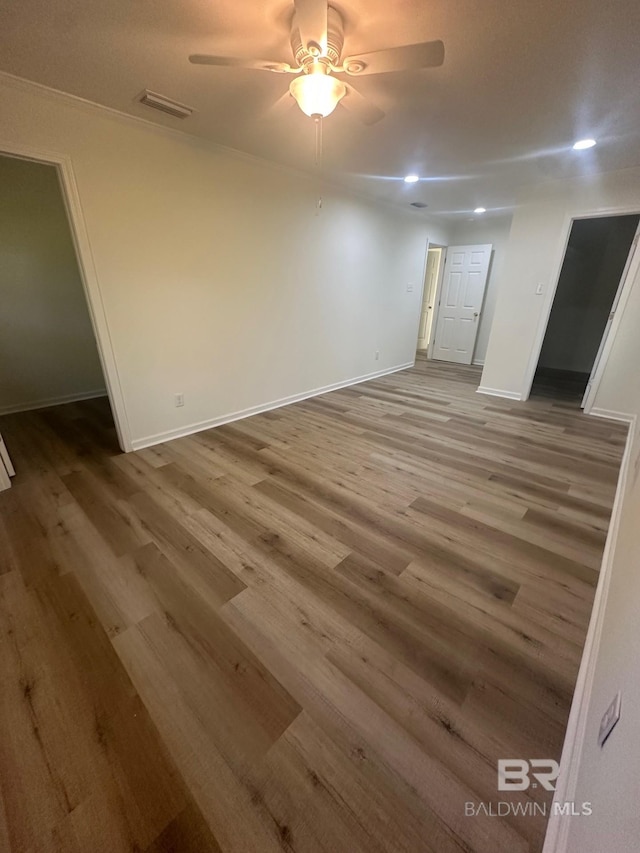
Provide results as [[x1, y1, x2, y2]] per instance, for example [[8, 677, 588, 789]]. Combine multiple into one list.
[[0, 388, 107, 416], [130, 362, 413, 452], [476, 385, 523, 401], [587, 407, 635, 423], [543, 413, 636, 852], [472, 358, 485, 367]]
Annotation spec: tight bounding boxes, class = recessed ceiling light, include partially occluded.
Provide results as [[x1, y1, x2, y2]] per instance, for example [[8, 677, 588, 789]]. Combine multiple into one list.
[[404, 174, 420, 183], [474, 207, 486, 214], [572, 138, 597, 150]]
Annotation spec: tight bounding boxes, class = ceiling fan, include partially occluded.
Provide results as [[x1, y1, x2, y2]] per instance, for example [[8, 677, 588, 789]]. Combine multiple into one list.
[[189, 0, 444, 125]]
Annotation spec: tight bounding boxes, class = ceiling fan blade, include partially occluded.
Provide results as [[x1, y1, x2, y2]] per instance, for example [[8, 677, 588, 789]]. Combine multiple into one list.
[[339, 84, 385, 125], [264, 89, 296, 119], [293, 0, 328, 53], [342, 40, 444, 75], [189, 55, 296, 74]]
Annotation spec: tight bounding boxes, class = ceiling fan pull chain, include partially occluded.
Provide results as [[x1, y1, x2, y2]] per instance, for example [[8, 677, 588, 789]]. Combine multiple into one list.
[[314, 114, 324, 215], [314, 113, 323, 167]]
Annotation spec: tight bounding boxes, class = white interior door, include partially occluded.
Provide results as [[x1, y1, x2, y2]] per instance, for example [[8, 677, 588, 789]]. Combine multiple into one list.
[[582, 224, 640, 408], [432, 244, 492, 365], [417, 249, 441, 349], [0, 433, 13, 491]]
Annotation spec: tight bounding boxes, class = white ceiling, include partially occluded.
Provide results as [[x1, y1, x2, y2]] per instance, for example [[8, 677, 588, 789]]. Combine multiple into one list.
[[2, 0, 640, 219]]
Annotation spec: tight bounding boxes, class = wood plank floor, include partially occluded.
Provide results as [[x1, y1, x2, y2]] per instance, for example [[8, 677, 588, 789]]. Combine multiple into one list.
[[0, 356, 627, 853]]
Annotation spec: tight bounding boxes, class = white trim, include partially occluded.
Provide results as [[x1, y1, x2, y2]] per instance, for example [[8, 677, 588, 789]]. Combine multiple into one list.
[[476, 385, 523, 401], [0, 460, 10, 492], [131, 362, 414, 451], [472, 358, 485, 366], [588, 407, 635, 424], [414, 238, 433, 354], [427, 246, 448, 360], [543, 413, 636, 853], [0, 141, 133, 451], [416, 243, 446, 354], [0, 435, 15, 477], [0, 389, 107, 416]]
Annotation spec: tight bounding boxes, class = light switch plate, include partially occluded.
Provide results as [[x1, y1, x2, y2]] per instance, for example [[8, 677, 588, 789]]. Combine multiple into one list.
[[598, 691, 621, 747], [407, 282, 414, 292]]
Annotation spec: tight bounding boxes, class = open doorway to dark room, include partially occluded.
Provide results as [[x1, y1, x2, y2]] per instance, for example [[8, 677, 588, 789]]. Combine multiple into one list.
[[531, 213, 639, 402]]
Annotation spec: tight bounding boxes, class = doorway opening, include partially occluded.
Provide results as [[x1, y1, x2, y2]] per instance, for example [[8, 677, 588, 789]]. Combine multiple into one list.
[[417, 246, 444, 354], [530, 213, 640, 404], [0, 153, 119, 474]]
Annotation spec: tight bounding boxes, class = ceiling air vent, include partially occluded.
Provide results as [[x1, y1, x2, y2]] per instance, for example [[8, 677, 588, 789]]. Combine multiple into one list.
[[138, 90, 194, 120], [410, 202, 428, 209]]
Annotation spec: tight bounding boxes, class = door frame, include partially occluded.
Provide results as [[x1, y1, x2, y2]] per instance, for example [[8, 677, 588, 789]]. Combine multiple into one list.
[[0, 140, 132, 452], [424, 243, 448, 360], [414, 239, 447, 358], [582, 221, 640, 411], [416, 245, 443, 352], [520, 205, 640, 406]]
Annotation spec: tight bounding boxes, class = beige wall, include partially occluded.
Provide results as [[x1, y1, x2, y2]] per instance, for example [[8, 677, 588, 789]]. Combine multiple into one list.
[[546, 253, 640, 852], [470, 169, 640, 852], [0, 154, 105, 413], [450, 215, 513, 365], [586, 232, 640, 418], [480, 169, 640, 399], [0, 74, 452, 448]]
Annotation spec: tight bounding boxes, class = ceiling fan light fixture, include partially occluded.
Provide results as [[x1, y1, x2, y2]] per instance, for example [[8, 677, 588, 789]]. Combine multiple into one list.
[[289, 66, 346, 117]]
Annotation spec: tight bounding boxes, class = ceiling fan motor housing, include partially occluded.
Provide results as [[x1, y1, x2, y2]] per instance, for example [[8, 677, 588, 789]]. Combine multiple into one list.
[[291, 5, 344, 70]]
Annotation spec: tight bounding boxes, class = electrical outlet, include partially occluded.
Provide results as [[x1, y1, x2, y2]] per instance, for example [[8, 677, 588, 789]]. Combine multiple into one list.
[[598, 692, 621, 747], [375, 351, 380, 361], [407, 282, 414, 292], [175, 393, 184, 408]]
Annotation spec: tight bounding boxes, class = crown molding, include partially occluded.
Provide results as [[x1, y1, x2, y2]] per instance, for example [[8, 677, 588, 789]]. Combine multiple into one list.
[[0, 70, 440, 223]]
